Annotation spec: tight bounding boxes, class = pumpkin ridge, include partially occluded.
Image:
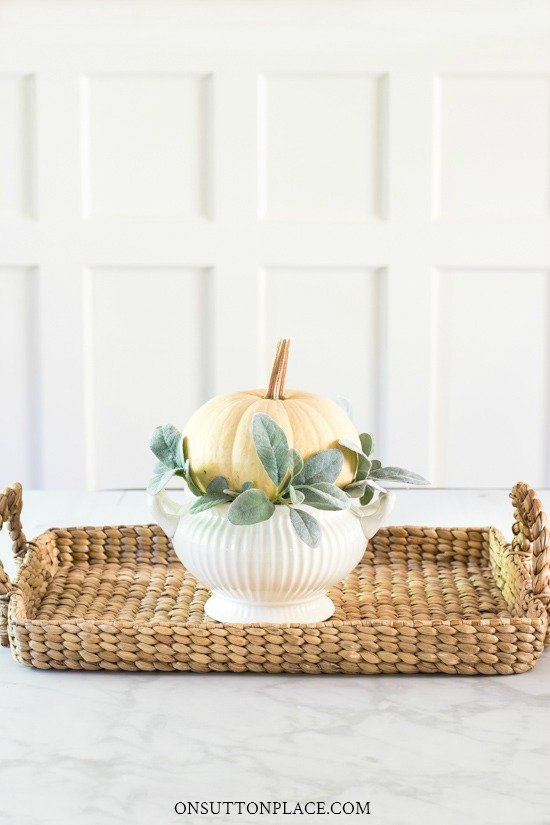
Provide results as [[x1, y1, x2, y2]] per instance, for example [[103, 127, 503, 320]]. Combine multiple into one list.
[[283, 399, 318, 455], [185, 393, 252, 490], [292, 397, 331, 450]]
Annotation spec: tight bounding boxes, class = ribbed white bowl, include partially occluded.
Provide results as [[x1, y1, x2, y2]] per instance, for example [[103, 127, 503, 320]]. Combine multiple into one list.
[[148, 491, 395, 623]]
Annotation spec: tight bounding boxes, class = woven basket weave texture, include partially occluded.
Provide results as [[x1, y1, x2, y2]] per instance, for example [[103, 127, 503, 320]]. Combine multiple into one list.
[[1, 482, 549, 674]]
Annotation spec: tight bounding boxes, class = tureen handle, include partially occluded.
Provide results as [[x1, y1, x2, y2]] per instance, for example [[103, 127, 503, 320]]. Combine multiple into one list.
[[147, 490, 188, 539], [354, 490, 396, 540]]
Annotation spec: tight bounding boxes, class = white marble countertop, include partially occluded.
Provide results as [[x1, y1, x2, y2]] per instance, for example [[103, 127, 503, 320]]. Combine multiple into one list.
[[1, 488, 549, 825]]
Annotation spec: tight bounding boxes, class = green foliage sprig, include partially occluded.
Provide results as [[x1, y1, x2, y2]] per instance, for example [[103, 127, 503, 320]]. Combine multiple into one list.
[[148, 408, 427, 549]]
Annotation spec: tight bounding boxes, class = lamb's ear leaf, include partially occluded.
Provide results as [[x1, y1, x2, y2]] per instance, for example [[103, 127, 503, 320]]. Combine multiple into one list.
[[252, 413, 290, 486], [288, 484, 305, 505], [189, 493, 230, 514], [370, 459, 382, 471], [228, 488, 275, 525], [241, 481, 254, 492], [359, 433, 375, 458], [147, 466, 177, 495], [338, 438, 367, 459], [365, 478, 387, 494], [296, 482, 349, 511], [149, 424, 182, 468], [289, 508, 321, 548], [370, 466, 429, 485], [289, 448, 304, 479], [296, 449, 343, 486], [207, 476, 229, 494], [360, 486, 375, 506], [355, 454, 372, 482], [344, 479, 367, 499]]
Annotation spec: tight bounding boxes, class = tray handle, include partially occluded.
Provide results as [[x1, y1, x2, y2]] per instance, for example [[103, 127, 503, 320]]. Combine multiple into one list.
[[0, 483, 28, 647], [511, 481, 550, 641]]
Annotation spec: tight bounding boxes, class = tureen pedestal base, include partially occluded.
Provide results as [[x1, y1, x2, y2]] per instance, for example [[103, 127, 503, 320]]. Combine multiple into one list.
[[204, 592, 335, 624]]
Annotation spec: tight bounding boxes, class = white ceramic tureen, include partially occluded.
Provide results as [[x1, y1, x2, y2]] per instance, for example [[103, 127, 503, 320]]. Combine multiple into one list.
[[148, 488, 395, 623]]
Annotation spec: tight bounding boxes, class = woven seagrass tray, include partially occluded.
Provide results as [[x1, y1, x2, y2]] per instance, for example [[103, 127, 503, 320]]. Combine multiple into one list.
[[1, 482, 549, 675]]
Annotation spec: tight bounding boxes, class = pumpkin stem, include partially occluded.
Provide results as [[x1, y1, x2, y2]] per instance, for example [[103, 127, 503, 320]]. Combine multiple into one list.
[[265, 338, 290, 400]]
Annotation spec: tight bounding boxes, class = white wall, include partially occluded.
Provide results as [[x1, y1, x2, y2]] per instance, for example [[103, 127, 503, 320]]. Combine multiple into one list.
[[0, 0, 549, 491]]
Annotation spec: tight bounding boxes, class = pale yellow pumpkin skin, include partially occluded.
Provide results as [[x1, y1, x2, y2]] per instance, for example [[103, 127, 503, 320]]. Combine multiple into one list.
[[182, 389, 360, 499]]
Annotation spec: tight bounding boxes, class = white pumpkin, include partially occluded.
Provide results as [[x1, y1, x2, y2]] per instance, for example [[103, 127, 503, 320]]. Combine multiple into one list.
[[183, 340, 360, 498]]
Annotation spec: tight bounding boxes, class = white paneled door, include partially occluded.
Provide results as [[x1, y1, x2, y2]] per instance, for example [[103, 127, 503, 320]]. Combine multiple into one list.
[[0, 0, 549, 490]]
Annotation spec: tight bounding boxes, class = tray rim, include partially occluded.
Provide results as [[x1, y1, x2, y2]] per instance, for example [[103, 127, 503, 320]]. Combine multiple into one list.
[[6, 522, 547, 629]]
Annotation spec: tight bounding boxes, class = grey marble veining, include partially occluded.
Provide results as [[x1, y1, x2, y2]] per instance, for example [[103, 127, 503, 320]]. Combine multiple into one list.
[[1, 490, 549, 825]]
